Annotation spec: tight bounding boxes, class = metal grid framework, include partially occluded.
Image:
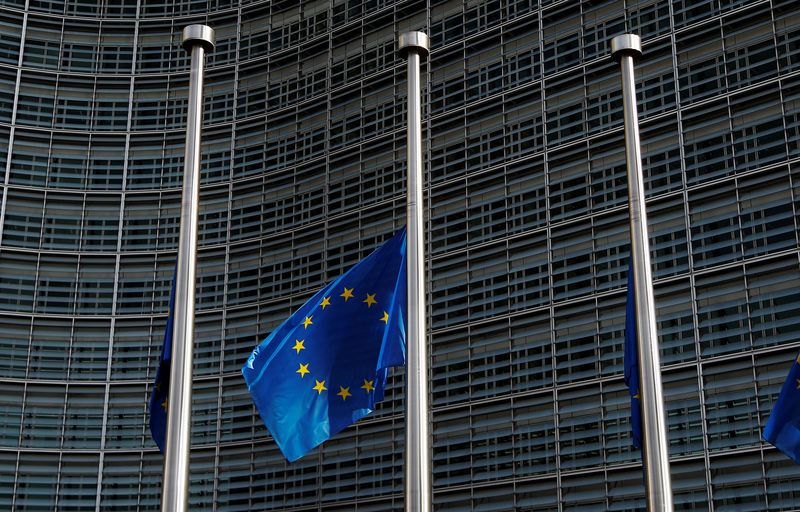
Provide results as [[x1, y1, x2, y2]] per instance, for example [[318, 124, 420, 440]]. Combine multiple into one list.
[[1, 0, 800, 510]]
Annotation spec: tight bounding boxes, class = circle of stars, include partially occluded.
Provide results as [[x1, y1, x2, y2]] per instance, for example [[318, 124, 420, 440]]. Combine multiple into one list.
[[291, 286, 390, 401]]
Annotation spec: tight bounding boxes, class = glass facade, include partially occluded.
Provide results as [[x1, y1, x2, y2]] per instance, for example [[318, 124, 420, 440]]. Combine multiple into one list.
[[1, 0, 800, 510]]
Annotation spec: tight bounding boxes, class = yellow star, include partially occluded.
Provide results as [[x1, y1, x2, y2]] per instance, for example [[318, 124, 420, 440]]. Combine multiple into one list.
[[380, 311, 389, 324], [796, 378, 800, 390], [633, 391, 640, 400], [320, 297, 331, 310], [361, 379, 375, 393], [161, 398, 168, 411], [292, 339, 306, 354], [155, 382, 161, 392], [341, 288, 354, 301], [302, 316, 313, 329], [337, 386, 352, 400], [296, 363, 310, 378], [363, 293, 377, 308], [313, 380, 327, 394]]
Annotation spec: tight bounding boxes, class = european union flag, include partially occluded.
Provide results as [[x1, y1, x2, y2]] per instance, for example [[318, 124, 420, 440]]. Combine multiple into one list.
[[242, 228, 407, 462], [763, 351, 800, 465], [624, 257, 643, 449], [149, 270, 176, 453]]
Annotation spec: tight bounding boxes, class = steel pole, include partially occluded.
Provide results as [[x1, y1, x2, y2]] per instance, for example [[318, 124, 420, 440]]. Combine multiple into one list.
[[161, 24, 214, 512], [611, 34, 674, 511], [398, 31, 431, 512]]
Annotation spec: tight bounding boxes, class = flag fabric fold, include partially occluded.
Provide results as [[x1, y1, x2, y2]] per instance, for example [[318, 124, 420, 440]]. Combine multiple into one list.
[[624, 257, 643, 449], [149, 269, 176, 453], [242, 228, 407, 462], [763, 352, 800, 465]]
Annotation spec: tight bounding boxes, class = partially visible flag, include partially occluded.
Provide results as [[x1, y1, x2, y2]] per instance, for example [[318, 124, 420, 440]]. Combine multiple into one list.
[[624, 257, 643, 449], [149, 269, 176, 453], [242, 228, 407, 462], [763, 351, 800, 464]]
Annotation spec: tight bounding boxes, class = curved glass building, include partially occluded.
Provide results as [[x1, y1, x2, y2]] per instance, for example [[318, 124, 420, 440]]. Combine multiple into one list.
[[1, 0, 800, 510]]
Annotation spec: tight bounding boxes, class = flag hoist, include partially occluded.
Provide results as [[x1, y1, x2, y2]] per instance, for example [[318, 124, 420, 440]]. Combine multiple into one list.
[[160, 24, 214, 512], [612, 34, 674, 511], [398, 31, 432, 512]]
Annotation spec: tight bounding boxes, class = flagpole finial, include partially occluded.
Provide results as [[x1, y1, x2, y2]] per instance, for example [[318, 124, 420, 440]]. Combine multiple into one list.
[[182, 24, 215, 53], [398, 31, 429, 59], [611, 33, 642, 61]]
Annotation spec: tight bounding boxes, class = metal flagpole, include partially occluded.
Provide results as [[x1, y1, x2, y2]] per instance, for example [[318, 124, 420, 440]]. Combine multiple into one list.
[[611, 34, 674, 511], [398, 31, 431, 512], [161, 24, 214, 512]]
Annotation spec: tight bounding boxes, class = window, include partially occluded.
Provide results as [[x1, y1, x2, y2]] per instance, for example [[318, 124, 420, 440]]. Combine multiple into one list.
[[16, 72, 55, 128], [689, 183, 742, 268], [508, 237, 549, 312], [137, 22, 181, 72], [0, 381, 24, 443], [648, 197, 689, 277], [201, 127, 233, 184], [0, 11, 22, 65], [655, 279, 696, 364], [16, 451, 59, 509], [730, 89, 786, 172], [682, 101, 734, 185], [98, 23, 134, 72], [542, 5, 581, 73], [0, 67, 15, 123], [747, 257, 800, 348], [723, 8, 777, 89], [628, 0, 671, 38], [105, 383, 147, 448], [62, 385, 104, 448], [88, 135, 125, 189], [116, 255, 156, 315], [20, 384, 65, 448], [203, 72, 234, 124], [93, 78, 130, 130], [36, 256, 78, 314], [57, 454, 99, 509], [0, 251, 37, 311], [111, 317, 159, 380], [554, 301, 598, 383], [22, 17, 61, 69], [512, 392, 557, 478], [41, 193, 82, 250], [0, 316, 30, 378], [676, 26, 725, 104], [558, 384, 604, 470], [738, 171, 795, 257], [76, 257, 115, 315], [60, 21, 97, 72], [588, 134, 627, 211], [695, 268, 749, 356], [3, 188, 44, 248], [545, 71, 585, 143], [132, 78, 168, 130], [70, 319, 110, 379], [49, 134, 88, 188]]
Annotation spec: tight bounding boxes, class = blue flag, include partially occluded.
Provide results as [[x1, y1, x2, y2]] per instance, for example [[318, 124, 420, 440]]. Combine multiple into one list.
[[149, 270, 176, 453], [624, 257, 643, 449], [242, 228, 407, 462], [763, 351, 800, 464]]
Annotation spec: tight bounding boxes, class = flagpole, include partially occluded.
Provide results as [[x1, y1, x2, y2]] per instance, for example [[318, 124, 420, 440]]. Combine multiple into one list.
[[398, 31, 431, 512], [161, 24, 214, 512], [611, 34, 674, 511]]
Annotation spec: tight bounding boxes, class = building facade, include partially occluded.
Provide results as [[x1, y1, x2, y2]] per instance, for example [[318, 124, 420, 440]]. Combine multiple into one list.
[[1, 0, 800, 509]]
